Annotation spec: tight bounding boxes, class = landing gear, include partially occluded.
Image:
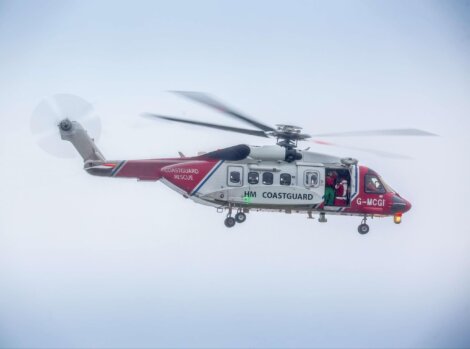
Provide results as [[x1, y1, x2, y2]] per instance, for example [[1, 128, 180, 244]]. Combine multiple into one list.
[[318, 212, 327, 223], [358, 224, 369, 234], [235, 212, 246, 223], [223, 206, 247, 228], [224, 216, 236, 228], [357, 217, 369, 234]]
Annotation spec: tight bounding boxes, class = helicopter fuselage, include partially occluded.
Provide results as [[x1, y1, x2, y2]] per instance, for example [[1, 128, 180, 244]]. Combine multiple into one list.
[[48, 89, 431, 233], [84, 144, 411, 222]]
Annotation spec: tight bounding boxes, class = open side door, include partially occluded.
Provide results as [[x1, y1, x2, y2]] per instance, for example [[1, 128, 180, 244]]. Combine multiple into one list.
[[324, 166, 354, 207]]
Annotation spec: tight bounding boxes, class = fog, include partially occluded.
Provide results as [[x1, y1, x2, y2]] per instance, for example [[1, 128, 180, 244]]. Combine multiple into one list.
[[1, 1, 469, 347]]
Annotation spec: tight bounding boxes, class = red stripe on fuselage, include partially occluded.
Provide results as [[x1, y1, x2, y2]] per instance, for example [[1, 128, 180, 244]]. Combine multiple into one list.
[[160, 160, 220, 194], [112, 158, 220, 194], [114, 159, 185, 180]]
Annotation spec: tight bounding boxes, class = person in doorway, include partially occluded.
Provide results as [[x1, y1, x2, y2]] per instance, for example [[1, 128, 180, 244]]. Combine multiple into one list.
[[334, 178, 349, 206], [323, 171, 337, 206]]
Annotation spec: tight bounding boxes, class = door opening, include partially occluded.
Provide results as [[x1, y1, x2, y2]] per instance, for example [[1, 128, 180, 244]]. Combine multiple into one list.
[[324, 168, 351, 206]]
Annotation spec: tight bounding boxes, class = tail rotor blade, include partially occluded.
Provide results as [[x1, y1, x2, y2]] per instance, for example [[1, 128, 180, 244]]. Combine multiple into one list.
[[37, 132, 78, 158], [31, 94, 101, 158], [52, 94, 93, 121]]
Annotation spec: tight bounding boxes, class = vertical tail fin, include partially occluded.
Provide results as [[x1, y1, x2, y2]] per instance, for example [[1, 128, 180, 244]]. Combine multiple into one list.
[[59, 119, 105, 162]]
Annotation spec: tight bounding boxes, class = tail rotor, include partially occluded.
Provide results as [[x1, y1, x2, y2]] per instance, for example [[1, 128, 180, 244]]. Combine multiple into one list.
[[31, 94, 101, 158]]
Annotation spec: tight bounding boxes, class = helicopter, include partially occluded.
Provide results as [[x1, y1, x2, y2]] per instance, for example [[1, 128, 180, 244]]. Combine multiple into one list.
[[31, 92, 436, 234]]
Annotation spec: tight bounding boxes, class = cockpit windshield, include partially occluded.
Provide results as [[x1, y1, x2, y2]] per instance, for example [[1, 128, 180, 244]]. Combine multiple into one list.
[[379, 175, 396, 193], [365, 173, 395, 194]]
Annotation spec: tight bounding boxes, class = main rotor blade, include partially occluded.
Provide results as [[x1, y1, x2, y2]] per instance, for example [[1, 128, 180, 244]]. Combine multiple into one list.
[[142, 113, 269, 138], [311, 140, 411, 159], [171, 91, 275, 132], [311, 128, 437, 137]]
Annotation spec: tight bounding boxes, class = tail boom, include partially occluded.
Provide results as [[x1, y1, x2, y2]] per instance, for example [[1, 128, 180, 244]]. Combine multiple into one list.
[[84, 159, 185, 180], [59, 119, 211, 181]]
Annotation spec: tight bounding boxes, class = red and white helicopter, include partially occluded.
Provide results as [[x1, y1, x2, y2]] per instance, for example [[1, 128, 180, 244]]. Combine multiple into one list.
[[32, 92, 436, 234]]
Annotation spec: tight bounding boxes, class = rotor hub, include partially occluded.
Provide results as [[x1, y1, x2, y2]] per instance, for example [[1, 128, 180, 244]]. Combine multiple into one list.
[[59, 119, 72, 131], [272, 124, 311, 148], [275, 124, 302, 134]]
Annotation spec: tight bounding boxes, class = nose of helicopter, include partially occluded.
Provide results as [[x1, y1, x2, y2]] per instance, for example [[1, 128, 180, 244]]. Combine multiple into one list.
[[391, 195, 412, 214]]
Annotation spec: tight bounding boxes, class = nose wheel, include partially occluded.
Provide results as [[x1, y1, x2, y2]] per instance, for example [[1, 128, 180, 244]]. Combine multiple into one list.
[[357, 217, 370, 234]]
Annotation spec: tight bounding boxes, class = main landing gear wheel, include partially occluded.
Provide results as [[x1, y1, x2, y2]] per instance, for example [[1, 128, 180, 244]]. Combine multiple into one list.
[[358, 224, 370, 234], [224, 216, 236, 228], [235, 212, 246, 223]]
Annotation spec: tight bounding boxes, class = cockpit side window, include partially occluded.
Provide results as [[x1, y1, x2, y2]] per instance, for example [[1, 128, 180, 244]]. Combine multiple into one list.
[[364, 174, 386, 194]]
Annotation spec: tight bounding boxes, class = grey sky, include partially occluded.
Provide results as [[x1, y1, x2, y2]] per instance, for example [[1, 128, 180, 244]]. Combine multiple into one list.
[[1, 0, 470, 347]]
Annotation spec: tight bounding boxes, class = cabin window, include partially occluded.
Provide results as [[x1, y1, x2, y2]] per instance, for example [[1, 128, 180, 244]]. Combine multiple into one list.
[[364, 174, 385, 194], [305, 171, 320, 188], [248, 172, 259, 184], [230, 171, 240, 183], [262, 172, 273, 185], [280, 173, 291, 186], [227, 166, 243, 187]]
